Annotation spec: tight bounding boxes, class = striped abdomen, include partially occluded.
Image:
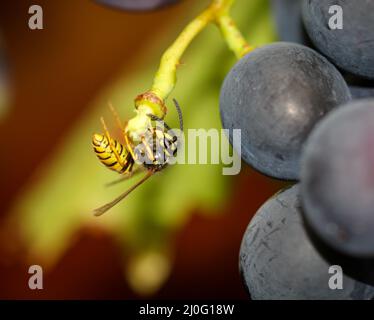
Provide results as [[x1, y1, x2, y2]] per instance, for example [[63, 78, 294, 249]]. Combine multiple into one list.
[[92, 134, 134, 174]]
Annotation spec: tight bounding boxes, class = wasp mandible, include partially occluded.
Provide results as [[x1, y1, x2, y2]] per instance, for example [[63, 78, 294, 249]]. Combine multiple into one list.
[[92, 99, 183, 216]]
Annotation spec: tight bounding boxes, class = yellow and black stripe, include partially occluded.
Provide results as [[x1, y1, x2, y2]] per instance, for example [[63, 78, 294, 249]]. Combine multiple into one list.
[[155, 128, 178, 157], [92, 134, 134, 174]]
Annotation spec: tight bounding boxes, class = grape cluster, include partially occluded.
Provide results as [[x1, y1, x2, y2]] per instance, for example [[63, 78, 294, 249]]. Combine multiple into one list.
[[229, 1, 374, 299]]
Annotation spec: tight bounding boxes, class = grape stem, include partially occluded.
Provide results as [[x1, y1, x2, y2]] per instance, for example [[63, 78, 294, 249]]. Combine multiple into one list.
[[126, 0, 251, 141]]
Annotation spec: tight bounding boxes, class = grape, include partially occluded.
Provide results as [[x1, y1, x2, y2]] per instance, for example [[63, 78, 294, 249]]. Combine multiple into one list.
[[94, 0, 180, 12], [220, 42, 351, 180], [239, 185, 374, 300], [301, 99, 374, 257], [302, 0, 374, 80], [271, 0, 310, 45], [345, 75, 374, 100], [272, 0, 374, 98], [272, 0, 374, 100], [350, 86, 374, 100]]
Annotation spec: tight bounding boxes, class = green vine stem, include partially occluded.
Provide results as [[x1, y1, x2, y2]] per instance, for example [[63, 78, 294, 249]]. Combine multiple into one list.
[[216, 13, 253, 59], [126, 0, 251, 141]]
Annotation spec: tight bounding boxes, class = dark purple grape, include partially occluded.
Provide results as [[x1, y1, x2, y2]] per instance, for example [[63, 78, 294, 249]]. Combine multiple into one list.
[[302, 0, 374, 80], [345, 75, 374, 100], [220, 42, 351, 180], [271, 0, 310, 45], [239, 185, 374, 300], [301, 99, 374, 257], [350, 86, 374, 100], [272, 1, 374, 97], [94, 0, 180, 12]]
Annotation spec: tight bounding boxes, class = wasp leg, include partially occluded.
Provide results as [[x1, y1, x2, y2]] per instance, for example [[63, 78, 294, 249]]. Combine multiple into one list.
[[93, 170, 155, 217], [146, 113, 179, 147], [121, 122, 138, 163], [108, 102, 126, 137], [148, 113, 179, 149], [141, 136, 155, 163], [100, 117, 125, 167], [107, 102, 138, 163], [109, 102, 136, 158], [105, 166, 143, 187]]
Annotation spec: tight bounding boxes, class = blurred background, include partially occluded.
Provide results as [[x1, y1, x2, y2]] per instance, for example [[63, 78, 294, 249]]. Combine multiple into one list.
[[0, 0, 284, 299]]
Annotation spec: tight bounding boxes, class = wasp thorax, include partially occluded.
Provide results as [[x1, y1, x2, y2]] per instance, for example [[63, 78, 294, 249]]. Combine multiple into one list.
[[133, 127, 178, 171]]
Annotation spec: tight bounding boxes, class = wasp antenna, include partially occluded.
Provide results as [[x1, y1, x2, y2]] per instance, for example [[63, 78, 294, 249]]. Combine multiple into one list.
[[93, 170, 154, 217], [173, 98, 183, 132]]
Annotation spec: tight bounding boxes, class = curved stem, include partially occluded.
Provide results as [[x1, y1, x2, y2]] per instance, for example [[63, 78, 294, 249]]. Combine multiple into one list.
[[150, 9, 214, 100], [150, 0, 243, 102], [127, 0, 251, 141], [216, 14, 253, 59]]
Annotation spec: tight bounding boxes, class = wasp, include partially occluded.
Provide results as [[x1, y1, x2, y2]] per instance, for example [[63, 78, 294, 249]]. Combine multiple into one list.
[[92, 99, 183, 216]]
